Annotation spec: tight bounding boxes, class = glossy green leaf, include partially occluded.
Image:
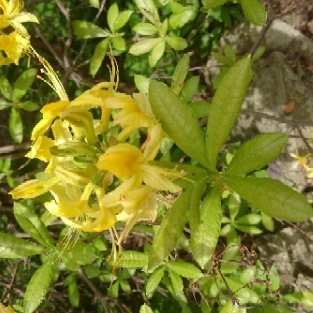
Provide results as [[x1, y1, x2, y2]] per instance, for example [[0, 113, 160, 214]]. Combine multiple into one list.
[[129, 38, 163, 56], [14, 202, 54, 247], [134, 74, 150, 93], [235, 224, 262, 234], [241, 0, 267, 26], [220, 300, 243, 313], [149, 81, 209, 168], [189, 175, 209, 233], [166, 36, 187, 50], [20, 101, 40, 111], [0, 76, 13, 100], [68, 275, 79, 307], [206, 56, 251, 170], [191, 185, 222, 269], [9, 108, 23, 143], [0, 99, 12, 110], [112, 37, 126, 51], [140, 304, 153, 313], [169, 269, 187, 303], [261, 211, 274, 231], [235, 214, 261, 225], [23, 260, 53, 313], [134, 0, 160, 24], [146, 266, 165, 294], [72, 20, 108, 38], [223, 44, 236, 63], [90, 39, 109, 77], [89, 0, 99, 8], [189, 101, 210, 119], [148, 40, 165, 67], [0, 232, 46, 258], [117, 251, 148, 268], [148, 188, 192, 270], [202, 0, 229, 10], [13, 68, 37, 102], [167, 260, 203, 280], [180, 76, 199, 103], [107, 3, 119, 32], [221, 175, 313, 222], [133, 22, 158, 35], [113, 11, 132, 31], [169, 7, 195, 29], [226, 133, 288, 175], [172, 54, 189, 94]]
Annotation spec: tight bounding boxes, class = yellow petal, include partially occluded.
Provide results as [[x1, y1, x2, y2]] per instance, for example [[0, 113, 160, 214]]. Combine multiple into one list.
[[97, 143, 143, 179], [25, 135, 54, 162]]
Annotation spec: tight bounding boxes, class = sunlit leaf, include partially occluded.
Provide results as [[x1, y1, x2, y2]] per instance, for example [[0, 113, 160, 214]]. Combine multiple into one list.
[[206, 56, 251, 170], [140, 304, 153, 313], [148, 188, 192, 270], [9, 107, 23, 143], [148, 40, 165, 67], [166, 36, 187, 50], [72, 20, 108, 39], [202, 0, 229, 10], [172, 54, 190, 94], [113, 11, 133, 31], [133, 22, 158, 35], [90, 39, 109, 77], [146, 266, 165, 295], [117, 251, 148, 268], [149, 81, 209, 168], [221, 175, 313, 222], [191, 185, 222, 269], [107, 3, 119, 32], [13, 68, 37, 102], [24, 260, 53, 313], [129, 38, 163, 56], [134, 0, 160, 24], [241, 0, 267, 26], [0, 76, 13, 101], [167, 260, 203, 280]]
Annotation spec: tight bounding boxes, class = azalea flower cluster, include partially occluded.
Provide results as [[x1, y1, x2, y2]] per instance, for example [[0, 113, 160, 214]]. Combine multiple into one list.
[[9, 52, 183, 244], [0, 0, 38, 65], [0, 303, 14, 313]]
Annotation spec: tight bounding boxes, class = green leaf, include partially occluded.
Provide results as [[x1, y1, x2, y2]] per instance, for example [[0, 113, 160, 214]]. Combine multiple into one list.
[[172, 54, 190, 94], [202, 0, 229, 10], [20, 101, 40, 111], [9, 107, 23, 143], [129, 38, 163, 56], [223, 44, 236, 64], [107, 3, 119, 32], [180, 76, 199, 103], [148, 188, 192, 270], [212, 52, 234, 66], [24, 260, 53, 313], [189, 175, 210, 233], [13, 202, 55, 247], [89, 0, 99, 8], [68, 275, 80, 307], [117, 251, 148, 268], [112, 37, 126, 51], [221, 175, 313, 222], [140, 304, 154, 313], [206, 56, 252, 170], [0, 232, 47, 258], [72, 20, 108, 39], [149, 81, 209, 168], [133, 22, 158, 35], [113, 11, 133, 31], [191, 185, 222, 269], [220, 300, 244, 313], [241, 0, 267, 26], [235, 214, 261, 225], [134, 74, 150, 93], [189, 101, 210, 119], [90, 39, 109, 77], [148, 40, 165, 67], [13, 68, 37, 102], [0, 76, 13, 100], [261, 211, 274, 231], [146, 266, 165, 294], [167, 260, 203, 280], [166, 36, 187, 50], [134, 0, 160, 24], [0, 98, 12, 110], [169, 269, 187, 303], [61, 242, 97, 271], [252, 45, 266, 62], [169, 7, 195, 29], [226, 133, 288, 175]]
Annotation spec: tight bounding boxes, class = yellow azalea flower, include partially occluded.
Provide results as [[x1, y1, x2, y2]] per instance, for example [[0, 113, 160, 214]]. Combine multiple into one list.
[[290, 149, 311, 170], [0, 0, 39, 37], [0, 31, 29, 64], [25, 135, 54, 162], [0, 303, 14, 313], [9, 176, 61, 199], [97, 142, 182, 192]]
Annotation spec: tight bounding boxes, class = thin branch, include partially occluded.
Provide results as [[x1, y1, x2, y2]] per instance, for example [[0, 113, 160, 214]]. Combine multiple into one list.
[[77, 267, 110, 313], [295, 125, 313, 153]]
